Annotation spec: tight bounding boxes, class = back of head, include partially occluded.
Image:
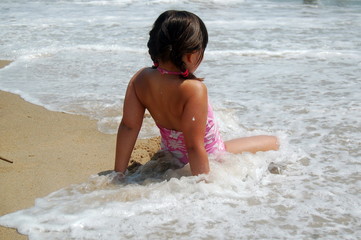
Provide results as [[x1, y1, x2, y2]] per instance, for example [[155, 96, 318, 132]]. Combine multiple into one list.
[[147, 10, 208, 79]]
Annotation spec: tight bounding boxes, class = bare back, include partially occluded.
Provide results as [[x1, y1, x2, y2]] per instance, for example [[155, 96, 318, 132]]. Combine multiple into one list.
[[133, 67, 207, 132]]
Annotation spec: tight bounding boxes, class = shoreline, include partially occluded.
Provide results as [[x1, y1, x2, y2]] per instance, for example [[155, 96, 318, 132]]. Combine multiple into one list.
[[0, 60, 11, 69], [0, 61, 160, 239]]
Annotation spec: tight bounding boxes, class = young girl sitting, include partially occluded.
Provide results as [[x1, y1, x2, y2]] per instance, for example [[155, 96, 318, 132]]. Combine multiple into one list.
[[114, 10, 279, 176]]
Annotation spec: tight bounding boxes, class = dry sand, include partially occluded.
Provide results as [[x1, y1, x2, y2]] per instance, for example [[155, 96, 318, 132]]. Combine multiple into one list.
[[0, 60, 160, 239]]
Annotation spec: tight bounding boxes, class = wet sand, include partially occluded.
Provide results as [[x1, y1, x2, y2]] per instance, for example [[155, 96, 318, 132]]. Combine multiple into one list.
[[0, 60, 160, 239]]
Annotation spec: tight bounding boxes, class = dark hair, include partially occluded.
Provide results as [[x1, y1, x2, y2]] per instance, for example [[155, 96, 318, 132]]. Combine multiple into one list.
[[147, 10, 208, 79]]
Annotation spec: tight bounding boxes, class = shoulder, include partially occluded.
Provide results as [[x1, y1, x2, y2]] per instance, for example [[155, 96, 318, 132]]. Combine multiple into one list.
[[131, 67, 153, 83], [129, 67, 156, 93], [179, 79, 208, 98]]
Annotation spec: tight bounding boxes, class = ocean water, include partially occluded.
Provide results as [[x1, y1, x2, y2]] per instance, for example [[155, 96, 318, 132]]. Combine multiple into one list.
[[1, 0, 360, 239]]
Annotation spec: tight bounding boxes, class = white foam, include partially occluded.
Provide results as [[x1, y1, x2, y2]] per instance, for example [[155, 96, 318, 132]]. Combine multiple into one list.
[[0, 147, 299, 240]]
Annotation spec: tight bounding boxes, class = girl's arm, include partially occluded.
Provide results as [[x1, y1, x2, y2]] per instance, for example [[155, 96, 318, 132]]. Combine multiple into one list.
[[114, 71, 145, 173], [181, 81, 209, 175]]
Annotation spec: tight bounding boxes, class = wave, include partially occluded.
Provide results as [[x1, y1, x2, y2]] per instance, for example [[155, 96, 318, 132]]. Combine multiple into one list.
[[0, 142, 300, 240], [206, 49, 361, 60]]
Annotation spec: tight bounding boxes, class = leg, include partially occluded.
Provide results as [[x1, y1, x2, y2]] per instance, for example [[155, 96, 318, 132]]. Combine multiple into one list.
[[224, 135, 279, 154]]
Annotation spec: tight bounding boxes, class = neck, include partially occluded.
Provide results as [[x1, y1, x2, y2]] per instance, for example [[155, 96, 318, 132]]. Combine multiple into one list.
[[154, 62, 189, 78], [156, 67, 182, 75], [156, 62, 180, 72]]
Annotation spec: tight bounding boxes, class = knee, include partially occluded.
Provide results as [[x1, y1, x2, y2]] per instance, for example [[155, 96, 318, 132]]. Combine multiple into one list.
[[267, 135, 280, 151]]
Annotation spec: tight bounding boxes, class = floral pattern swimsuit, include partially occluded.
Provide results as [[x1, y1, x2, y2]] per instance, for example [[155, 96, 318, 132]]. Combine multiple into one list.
[[157, 103, 225, 164]]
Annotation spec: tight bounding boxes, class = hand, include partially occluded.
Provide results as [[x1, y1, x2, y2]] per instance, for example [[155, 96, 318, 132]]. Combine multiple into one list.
[[110, 171, 126, 184]]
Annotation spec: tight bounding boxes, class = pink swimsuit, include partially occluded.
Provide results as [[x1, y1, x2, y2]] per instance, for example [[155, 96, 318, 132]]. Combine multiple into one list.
[[157, 103, 225, 164]]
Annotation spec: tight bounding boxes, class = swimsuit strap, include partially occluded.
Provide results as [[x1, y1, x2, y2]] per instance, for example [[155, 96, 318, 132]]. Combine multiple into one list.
[[155, 65, 189, 78]]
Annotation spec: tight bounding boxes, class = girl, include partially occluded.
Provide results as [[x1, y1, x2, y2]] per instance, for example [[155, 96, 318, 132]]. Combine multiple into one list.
[[114, 10, 279, 176]]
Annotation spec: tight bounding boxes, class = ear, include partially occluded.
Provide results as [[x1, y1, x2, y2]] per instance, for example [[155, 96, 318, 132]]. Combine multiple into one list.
[[182, 53, 194, 65], [183, 51, 199, 65]]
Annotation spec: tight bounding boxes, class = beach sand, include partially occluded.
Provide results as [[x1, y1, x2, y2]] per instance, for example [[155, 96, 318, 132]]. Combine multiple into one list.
[[0, 60, 11, 69], [0, 60, 160, 239]]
